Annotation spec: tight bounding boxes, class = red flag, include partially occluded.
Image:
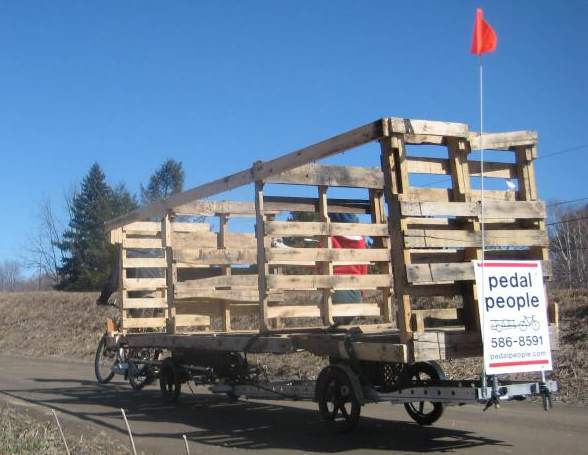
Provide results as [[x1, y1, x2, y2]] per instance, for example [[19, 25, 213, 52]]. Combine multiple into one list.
[[471, 8, 497, 55]]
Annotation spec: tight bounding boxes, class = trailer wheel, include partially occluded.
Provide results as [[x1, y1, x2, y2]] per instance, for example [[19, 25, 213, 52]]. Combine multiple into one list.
[[94, 335, 116, 384], [402, 361, 445, 426], [129, 348, 160, 390], [159, 358, 181, 403], [316, 366, 361, 433]]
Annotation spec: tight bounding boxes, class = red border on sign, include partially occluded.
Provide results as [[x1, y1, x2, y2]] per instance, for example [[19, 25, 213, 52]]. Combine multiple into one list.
[[477, 262, 538, 268], [489, 359, 549, 368]]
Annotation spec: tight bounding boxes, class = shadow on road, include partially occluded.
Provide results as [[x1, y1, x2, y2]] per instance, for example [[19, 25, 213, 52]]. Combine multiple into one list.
[[1, 378, 508, 453]]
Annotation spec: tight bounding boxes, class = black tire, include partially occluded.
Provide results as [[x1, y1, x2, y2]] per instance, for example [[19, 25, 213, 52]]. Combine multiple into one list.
[[316, 366, 361, 433], [402, 361, 445, 426], [159, 358, 181, 403], [95, 335, 116, 384]]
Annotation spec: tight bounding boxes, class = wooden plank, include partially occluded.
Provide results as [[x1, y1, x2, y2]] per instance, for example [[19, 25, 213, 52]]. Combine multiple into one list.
[[407, 157, 450, 175], [163, 213, 176, 334], [398, 188, 515, 202], [263, 196, 371, 214], [122, 298, 167, 309], [124, 278, 167, 290], [292, 334, 407, 362], [255, 181, 271, 332], [174, 248, 257, 265], [406, 263, 475, 283], [124, 317, 167, 329], [265, 163, 384, 189], [267, 274, 391, 290], [468, 160, 517, 179], [124, 221, 161, 233], [400, 200, 546, 219], [123, 238, 163, 249], [404, 134, 445, 145], [469, 131, 537, 150], [175, 314, 211, 327], [173, 231, 218, 249], [405, 283, 461, 297], [389, 117, 469, 137], [412, 330, 483, 360], [105, 120, 385, 231], [406, 261, 551, 283], [122, 258, 167, 268], [176, 275, 258, 289], [174, 200, 259, 216], [267, 303, 381, 319], [172, 222, 211, 233], [370, 188, 393, 323], [380, 134, 413, 343], [266, 247, 390, 262], [174, 287, 283, 302], [404, 229, 549, 248], [410, 249, 465, 264], [264, 221, 388, 237]]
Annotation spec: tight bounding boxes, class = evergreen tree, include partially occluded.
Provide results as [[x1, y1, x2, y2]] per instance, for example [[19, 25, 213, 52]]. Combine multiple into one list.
[[140, 159, 184, 204], [111, 183, 139, 215], [56, 163, 130, 291]]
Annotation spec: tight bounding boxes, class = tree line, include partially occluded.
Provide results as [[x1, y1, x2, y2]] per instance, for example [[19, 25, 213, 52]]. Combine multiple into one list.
[[6, 159, 185, 292]]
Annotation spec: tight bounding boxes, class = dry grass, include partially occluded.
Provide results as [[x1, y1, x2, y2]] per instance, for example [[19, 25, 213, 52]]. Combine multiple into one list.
[[0, 402, 128, 454], [0, 291, 117, 361], [0, 289, 586, 405]]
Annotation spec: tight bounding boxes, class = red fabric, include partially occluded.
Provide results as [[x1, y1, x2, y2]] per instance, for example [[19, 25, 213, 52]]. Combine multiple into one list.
[[471, 8, 497, 55], [331, 235, 368, 275]]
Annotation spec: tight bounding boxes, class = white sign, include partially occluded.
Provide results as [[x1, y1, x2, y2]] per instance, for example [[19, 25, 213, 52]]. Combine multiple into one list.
[[474, 260, 552, 375]]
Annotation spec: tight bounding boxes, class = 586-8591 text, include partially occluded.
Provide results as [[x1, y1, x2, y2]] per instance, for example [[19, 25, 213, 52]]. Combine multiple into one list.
[[490, 336, 544, 348]]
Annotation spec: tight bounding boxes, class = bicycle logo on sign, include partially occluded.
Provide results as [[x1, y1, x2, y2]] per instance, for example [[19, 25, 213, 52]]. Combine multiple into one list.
[[490, 315, 540, 333]]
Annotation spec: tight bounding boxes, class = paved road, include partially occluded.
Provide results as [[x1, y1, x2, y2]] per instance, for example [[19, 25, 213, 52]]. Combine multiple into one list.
[[0, 355, 586, 454]]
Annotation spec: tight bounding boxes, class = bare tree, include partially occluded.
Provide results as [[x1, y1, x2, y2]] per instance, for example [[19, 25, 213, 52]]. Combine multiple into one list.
[[0, 260, 23, 291], [24, 198, 65, 285], [549, 204, 588, 289]]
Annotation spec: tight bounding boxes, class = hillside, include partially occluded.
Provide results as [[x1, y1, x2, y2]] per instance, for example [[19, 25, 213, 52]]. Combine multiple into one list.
[[0, 290, 585, 404]]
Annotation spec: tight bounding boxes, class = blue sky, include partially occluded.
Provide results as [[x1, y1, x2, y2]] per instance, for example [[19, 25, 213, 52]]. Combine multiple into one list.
[[0, 1, 587, 263]]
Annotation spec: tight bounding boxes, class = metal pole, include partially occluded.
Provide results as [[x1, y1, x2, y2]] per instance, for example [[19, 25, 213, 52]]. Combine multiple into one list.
[[479, 58, 488, 391]]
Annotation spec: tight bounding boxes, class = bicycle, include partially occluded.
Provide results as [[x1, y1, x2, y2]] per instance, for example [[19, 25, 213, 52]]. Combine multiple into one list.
[[94, 319, 160, 390]]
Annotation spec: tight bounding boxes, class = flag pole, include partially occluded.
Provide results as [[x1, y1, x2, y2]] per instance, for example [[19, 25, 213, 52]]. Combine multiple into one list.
[[479, 55, 487, 390]]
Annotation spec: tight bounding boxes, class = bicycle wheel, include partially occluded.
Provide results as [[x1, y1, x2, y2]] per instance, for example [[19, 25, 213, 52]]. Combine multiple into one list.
[[129, 348, 158, 390], [95, 334, 117, 384]]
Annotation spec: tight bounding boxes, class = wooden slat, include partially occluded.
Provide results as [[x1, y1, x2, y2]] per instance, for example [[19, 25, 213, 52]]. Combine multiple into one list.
[[267, 274, 392, 290], [173, 231, 218, 249], [123, 298, 168, 309], [174, 200, 259, 216], [398, 188, 516, 203], [172, 222, 211, 233], [176, 275, 258, 289], [123, 317, 167, 329], [123, 238, 163, 249], [267, 303, 381, 319], [404, 229, 548, 248], [106, 120, 384, 231], [124, 221, 161, 233], [266, 163, 384, 189], [406, 261, 550, 283], [124, 278, 167, 290], [174, 287, 283, 302], [263, 196, 372, 214], [400, 200, 546, 219], [122, 258, 167, 268], [469, 131, 537, 150], [175, 314, 211, 327], [174, 248, 257, 265], [389, 118, 469, 137], [468, 160, 517, 179], [264, 221, 388, 237], [266, 248, 390, 262], [404, 134, 445, 145], [407, 157, 450, 175], [174, 232, 257, 250]]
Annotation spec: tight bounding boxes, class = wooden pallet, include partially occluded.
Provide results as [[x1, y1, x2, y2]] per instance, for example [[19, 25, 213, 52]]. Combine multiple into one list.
[[107, 117, 557, 362]]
